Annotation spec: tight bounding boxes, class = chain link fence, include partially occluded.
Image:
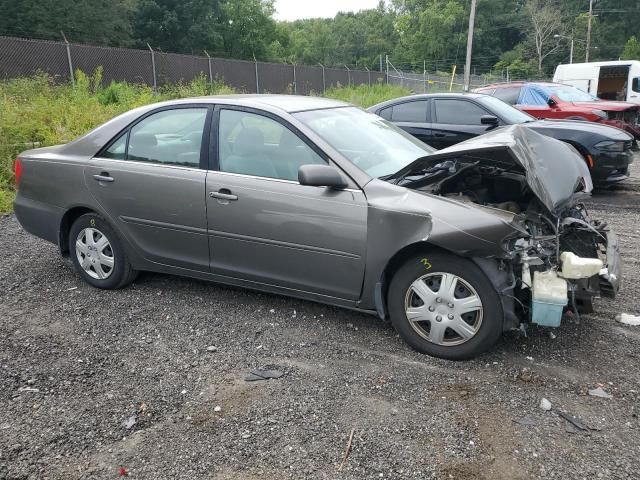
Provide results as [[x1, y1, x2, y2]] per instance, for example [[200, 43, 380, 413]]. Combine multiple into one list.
[[385, 59, 550, 92], [0, 35, 388, 94]]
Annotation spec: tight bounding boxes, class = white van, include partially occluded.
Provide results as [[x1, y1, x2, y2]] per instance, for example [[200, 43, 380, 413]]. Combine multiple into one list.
[[553, 60, 640, 104]]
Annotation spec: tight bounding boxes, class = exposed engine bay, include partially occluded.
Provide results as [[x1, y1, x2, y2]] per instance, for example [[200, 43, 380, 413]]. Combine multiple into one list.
[[390, 132, 620, 330]]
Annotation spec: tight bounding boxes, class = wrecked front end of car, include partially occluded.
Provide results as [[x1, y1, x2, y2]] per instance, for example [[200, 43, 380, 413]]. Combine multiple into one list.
[[391, 125, 622, 331]]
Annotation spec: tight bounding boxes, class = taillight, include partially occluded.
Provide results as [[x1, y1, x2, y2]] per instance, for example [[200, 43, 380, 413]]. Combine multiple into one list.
[[14, 157, 22, 186]]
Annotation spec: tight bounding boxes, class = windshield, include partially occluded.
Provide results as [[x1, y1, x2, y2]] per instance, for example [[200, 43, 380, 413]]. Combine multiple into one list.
[[294, 107, 435, 178], [478, 96, 535, 124], [544, 84, 597, 102]]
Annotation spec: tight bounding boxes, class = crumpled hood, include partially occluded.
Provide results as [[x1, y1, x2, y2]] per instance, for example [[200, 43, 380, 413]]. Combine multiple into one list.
[[395, 125, 593, 214]]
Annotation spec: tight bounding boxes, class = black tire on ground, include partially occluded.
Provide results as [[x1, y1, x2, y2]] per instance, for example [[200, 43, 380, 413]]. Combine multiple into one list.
[[387, 252, 504, 360], [68, 213, 138, 289]]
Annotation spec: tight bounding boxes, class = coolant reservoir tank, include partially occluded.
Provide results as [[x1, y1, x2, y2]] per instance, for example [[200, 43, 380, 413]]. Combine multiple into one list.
[[532, 271, 568, 327], [560, 252, 603, 279]]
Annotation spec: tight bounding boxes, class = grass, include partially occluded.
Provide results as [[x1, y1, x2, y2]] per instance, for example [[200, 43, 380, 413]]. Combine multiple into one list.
[[324, 82, 411, 108], [0, 72, 408, 214]]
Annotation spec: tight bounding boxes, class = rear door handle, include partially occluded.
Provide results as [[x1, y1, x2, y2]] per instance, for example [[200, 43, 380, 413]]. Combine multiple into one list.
[[209, 189, 238, 201], [93, 173, 114, 182]]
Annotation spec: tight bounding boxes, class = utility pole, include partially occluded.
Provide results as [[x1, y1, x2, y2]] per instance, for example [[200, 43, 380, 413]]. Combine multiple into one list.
[[570, 39, 574, 64], [586, 0, 593, 62], [463, 0, 478, 92]]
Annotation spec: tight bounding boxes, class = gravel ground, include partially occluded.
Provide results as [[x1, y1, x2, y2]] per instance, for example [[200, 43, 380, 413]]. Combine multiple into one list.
[[1, 162, 640, 480]]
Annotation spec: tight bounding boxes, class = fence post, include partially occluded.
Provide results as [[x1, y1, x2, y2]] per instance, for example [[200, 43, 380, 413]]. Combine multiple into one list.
[[318, 63, 325, 95], [253, 54, 259, 94], [449, 65, 457, 92], [61, 31, 74, 86], [204, 50, 213, 86], [292, 62, 297, 94], [385, 55, 389, 84], [344, 64, 351, 87], [365, 66, 370, 86], [147, 43, 157, 93], [423, 60, 427, 93]]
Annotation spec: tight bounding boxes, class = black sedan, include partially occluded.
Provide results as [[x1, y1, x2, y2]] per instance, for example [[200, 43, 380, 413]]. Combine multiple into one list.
[[368, 93, 635, 185]]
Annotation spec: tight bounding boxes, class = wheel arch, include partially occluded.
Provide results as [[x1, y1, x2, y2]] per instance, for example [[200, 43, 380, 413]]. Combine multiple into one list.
[[58, 206, 97, 255], [561, 139, 594, 168], [374, 242, 449, 320], [374, 243, 518, 331]]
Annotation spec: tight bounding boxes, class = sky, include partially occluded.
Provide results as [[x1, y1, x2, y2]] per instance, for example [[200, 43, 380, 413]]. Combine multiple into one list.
[[273, 0, 383, 21]]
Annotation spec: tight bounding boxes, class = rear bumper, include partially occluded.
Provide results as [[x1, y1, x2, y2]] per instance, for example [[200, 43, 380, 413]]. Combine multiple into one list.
[[14, 192, 63, 246]]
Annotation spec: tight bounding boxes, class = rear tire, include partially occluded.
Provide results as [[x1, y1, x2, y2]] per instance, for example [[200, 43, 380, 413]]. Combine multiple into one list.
[[388, 252, 503, 360], [69, 213, 138, 289]]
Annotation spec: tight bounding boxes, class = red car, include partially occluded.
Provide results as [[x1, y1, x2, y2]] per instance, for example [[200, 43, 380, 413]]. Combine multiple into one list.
[[474, 82, 640, 138]]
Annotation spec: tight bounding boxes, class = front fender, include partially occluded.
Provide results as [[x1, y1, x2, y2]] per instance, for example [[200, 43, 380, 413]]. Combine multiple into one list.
[[358, 179, 524, 314]]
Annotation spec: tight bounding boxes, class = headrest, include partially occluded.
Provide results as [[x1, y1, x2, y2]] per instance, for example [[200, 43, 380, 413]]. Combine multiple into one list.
[[234, 128, 264, 156]]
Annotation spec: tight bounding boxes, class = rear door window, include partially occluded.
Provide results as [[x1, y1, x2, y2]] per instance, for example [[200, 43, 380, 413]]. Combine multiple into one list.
[[102, 108, 208, 168], [390, 100, 428, 122], [379, 107, 392, 120], [492, 87, 522, 105]]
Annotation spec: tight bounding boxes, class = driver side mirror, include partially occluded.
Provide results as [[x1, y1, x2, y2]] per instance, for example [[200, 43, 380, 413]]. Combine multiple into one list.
[[547, 97, 557, 107], [298, 164, 348, 189], [480, 115, 499, 125]]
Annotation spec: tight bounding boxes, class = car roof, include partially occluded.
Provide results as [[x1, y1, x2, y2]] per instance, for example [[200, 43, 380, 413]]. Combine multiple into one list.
[[144, 94, 350, 113], [368, 92, 488, 110], [476, 81, 566, 89]]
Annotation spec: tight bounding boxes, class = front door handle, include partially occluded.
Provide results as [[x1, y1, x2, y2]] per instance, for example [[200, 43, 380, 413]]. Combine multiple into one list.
[[93, 172, 114, 182], [209, 189, 238, 201]]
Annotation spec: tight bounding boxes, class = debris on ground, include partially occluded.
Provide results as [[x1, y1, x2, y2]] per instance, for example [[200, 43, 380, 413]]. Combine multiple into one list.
[[17, 387, 40, 393], [512, 416, 539, 426], [539, 398, 552, 411], [557, 411, 590, 433], [338, 428, 356, 471], [616, 313, 640, 326], [588, 387, 613, 399], [244, 369, 285, 382], [214, 406, 222, 412], [119, 467, 128, 477], [206, 345, 218, 352], [122, 416, 137, 430]]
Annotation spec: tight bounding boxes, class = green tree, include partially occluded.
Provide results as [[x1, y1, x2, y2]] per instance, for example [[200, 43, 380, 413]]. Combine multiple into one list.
[[221, 0, 277, 59], [0, 0, 134, 46], [392, 0, 466, 70], [132, 0, 225, 54], [622, 36, 640, 60]]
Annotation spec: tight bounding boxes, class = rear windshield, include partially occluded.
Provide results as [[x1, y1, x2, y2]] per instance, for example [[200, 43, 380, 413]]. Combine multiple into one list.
[[543, 85, 596, 102]]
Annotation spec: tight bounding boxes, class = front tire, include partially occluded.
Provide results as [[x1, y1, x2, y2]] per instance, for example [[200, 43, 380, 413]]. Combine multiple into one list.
[[388, 252, 503, 360], [69, 213, 138, 289]]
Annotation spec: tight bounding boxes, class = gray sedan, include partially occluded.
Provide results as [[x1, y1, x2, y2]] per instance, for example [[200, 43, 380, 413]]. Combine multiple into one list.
[[14, 95, 620, 359]]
